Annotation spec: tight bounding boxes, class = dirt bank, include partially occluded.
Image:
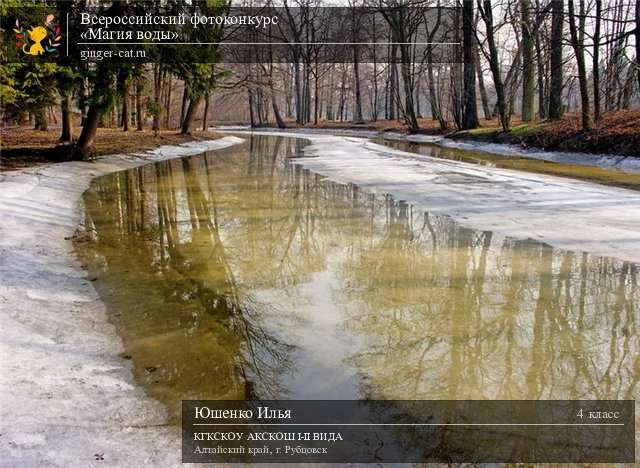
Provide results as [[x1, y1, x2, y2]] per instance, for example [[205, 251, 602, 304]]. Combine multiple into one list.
[[449, 111, 640, 157]]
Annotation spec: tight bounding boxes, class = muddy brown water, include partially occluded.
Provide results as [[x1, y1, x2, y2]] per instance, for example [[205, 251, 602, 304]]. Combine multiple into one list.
[[76, 135, 639, 423]]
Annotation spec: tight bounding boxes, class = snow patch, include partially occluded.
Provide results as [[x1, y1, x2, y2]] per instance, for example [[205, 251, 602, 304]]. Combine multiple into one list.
[[435, 138, 640, 173], [0, 136, 243, 468], [222, 130, 640, 264], [212, 126, 640, 173]]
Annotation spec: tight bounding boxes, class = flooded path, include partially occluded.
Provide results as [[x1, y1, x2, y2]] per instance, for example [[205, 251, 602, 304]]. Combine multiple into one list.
[[77, 135, 639, 420]]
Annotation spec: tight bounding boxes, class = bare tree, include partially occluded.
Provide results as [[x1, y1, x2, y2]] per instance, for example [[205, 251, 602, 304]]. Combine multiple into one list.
[[521, 0, 535, 121], [478, 0, 510, 131], [567, 0, 591, 130], [462, 0, 480, 129], [548, 0, 564, 120]]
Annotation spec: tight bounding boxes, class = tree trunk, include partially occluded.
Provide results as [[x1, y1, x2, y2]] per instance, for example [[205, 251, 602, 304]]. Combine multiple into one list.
[[314, 64, 320, 125], [305, 63, 311, 124], [389, 43, 397, 120], [164, 74, 172, 129], [462, 0, 479, 129], [475, 46, 491, 120], [248, 90, 256, 127], [480, 0, 509, 131], [81, 78, 89, 126], [427, 61, 447, 130], [153, 65, 161, 134], [49, 106, 58, 124], [568, 0, 591, 131], [534, 24, 547, 119], [255, 88, 264, 125], [302, 63, 309, 124], [353, 51, 364, 123], [338, 66, 347, 121], [294, 61, 302, 124], [34, 107, 48, 131], [372, 42, 379, 121], [272, 93, 286, 129], [180, 96, 201, 135], [621, 66, 635, 109], [202, 93, 210, 131], [74, 105, 100, 160], [548, 0, 564, 120], [121, 80, 130, 131], [136, 79, 144, 131], [521, 0, 535, 121], [286, 70, 293, 118], [17, 111, 28, 126], [400, 58, 419, 131], [636, 0, 640, 91], [415, 78, 422, 118], [60, 92, 73, 142], [180, 85, 188, 129], [592, 0, 601, 122]]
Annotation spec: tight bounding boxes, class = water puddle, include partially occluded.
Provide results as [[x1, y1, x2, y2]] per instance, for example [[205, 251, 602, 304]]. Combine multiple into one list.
[[75, 135, 639, 422]]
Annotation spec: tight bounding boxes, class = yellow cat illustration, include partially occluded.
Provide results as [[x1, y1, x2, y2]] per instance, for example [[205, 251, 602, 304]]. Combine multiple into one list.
[[23, 26, 47, 55]]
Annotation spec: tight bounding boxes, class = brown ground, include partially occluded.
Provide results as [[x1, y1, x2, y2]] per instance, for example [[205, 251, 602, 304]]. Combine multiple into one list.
[[246, 114, 548, 133], [286, 118, 443, 133], [450, 110, 640, 156], [0, 127, 223, 172], [3, 110, 638, 172], [273, 110, 640, 156]]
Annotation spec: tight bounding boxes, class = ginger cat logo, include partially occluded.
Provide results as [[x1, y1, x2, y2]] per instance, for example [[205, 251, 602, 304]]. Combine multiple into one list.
[[14, 14, 61, 56]]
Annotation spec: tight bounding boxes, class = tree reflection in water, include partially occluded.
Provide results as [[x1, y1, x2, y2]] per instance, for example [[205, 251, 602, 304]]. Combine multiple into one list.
[[339, 197, 638, 402], [78, 135, 639, 418]]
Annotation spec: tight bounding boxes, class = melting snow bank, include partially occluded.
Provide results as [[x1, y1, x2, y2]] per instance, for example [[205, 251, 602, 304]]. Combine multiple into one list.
[[383, 130, 640, 173], [232, 130, 640, 264], [432, 137, 640, 174], [214, 126, 640, 173], [0, 136, 243, 468]]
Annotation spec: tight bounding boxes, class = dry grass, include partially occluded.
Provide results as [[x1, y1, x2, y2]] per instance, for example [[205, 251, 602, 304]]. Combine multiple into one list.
[[0, 126, 224, 172]]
